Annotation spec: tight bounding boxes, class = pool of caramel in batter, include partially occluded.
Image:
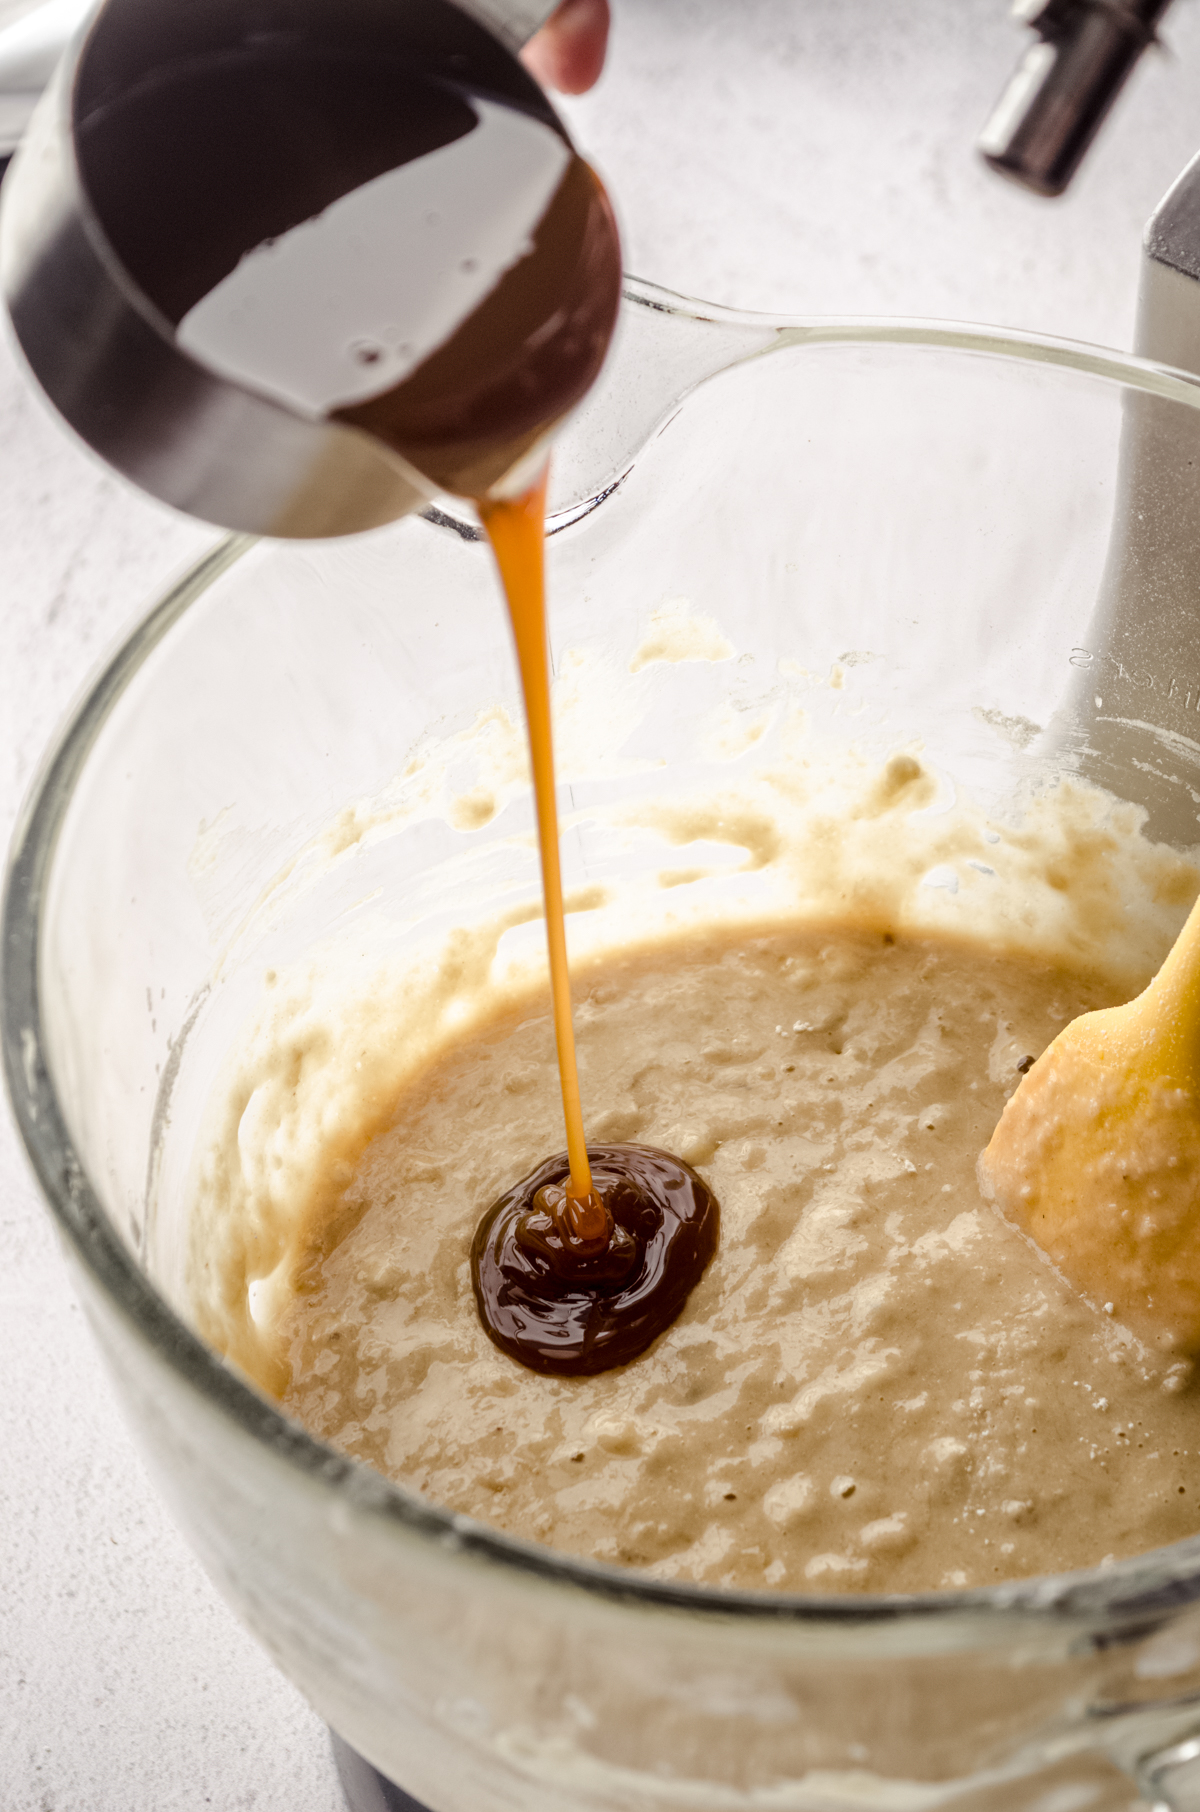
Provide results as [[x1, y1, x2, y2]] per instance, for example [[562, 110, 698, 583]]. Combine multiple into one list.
[[476, 477, 716, 1372], [275, 921, 1200, 1594]]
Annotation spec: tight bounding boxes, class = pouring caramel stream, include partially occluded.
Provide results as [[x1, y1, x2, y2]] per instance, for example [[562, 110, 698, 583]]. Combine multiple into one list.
[[472, 474, 720, 1374], [73, 0, 717, 1376], [478, 472, 594, 1207]]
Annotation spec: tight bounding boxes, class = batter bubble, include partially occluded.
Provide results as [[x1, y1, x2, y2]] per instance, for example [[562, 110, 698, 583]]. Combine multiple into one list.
[[472, 1143, 719, 1375]]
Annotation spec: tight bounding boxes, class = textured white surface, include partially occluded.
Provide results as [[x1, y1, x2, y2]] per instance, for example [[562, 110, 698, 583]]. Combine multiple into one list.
[[5, 0, 1200, 1806]]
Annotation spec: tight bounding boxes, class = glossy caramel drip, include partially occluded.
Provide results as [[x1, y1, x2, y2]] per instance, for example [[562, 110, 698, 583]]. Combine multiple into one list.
[[479, 473, 593, 1202], [476, 479, 721, 1374], [75, 0, 714, 1378], [472, 1145, 719, 1375]]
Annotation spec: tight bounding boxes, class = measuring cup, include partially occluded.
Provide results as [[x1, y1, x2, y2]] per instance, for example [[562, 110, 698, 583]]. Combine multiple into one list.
[[0, 0, 633, 535]]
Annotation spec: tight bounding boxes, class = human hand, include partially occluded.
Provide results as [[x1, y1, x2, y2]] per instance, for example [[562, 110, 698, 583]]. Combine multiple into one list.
[[521, 0, 610, 95]]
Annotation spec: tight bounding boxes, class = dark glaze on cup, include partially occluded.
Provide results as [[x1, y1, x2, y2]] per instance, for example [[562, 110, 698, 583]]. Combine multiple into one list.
[[340, 153, 619, 496], [472, 1144, 719, 1376], [73, 0, 621, 501]]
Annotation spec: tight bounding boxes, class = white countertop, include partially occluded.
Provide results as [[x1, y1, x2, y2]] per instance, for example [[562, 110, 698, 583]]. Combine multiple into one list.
[[5, 1, 1200, 1805]]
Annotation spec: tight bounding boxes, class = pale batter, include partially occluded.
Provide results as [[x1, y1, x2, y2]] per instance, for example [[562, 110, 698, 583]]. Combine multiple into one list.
[[267, 921, 1200, 1595]]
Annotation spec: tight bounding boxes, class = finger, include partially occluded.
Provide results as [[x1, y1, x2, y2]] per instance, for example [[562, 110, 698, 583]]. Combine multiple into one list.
[[521, 0, 610, 96]]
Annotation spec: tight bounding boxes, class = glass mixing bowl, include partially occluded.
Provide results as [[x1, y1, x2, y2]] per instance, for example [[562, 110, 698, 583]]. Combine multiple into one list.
[[11, 305, 1200, 1812]]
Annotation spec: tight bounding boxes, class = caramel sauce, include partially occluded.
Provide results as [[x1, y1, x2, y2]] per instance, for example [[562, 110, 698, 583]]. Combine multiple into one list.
[[475, 478, 720, 1373], [472, 1144, 719, 1376], [479, 474, 594, 1202], [339, 155, 620, 498], [74, 0, 715, 1375]]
